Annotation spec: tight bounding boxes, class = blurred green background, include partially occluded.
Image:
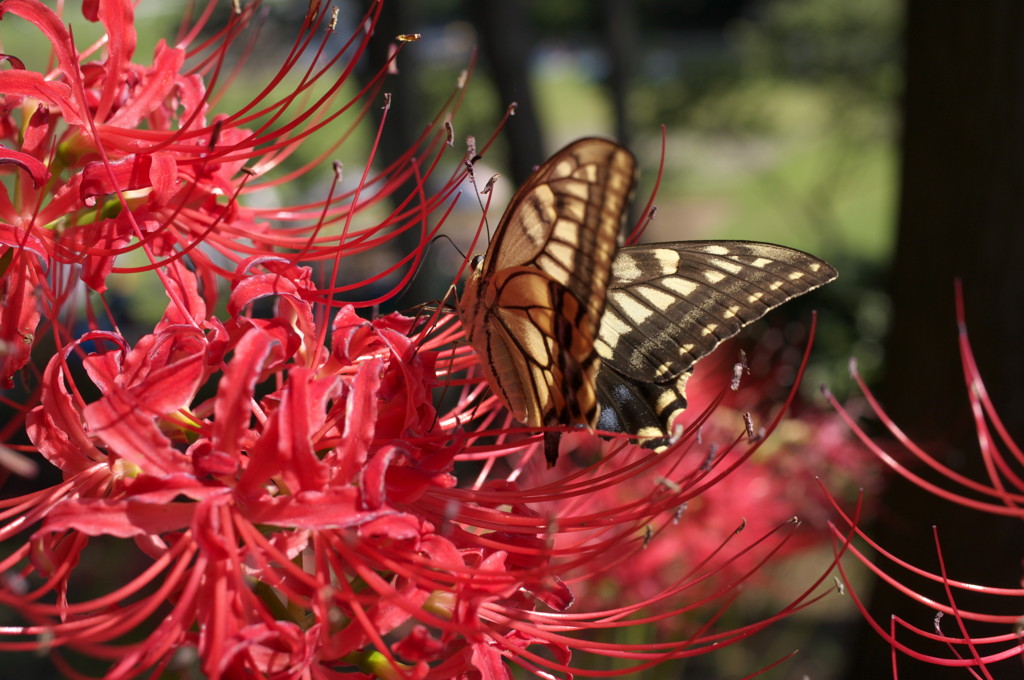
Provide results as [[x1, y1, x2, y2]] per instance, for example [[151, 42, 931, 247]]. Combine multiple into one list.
[[0, 0, 897, 392], [6, 1, 1024, 678]]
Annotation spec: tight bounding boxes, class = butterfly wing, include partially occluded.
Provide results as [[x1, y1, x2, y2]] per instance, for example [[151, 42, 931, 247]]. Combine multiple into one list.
[[594, 240, 838, 449], [459, 138, 636, 450]]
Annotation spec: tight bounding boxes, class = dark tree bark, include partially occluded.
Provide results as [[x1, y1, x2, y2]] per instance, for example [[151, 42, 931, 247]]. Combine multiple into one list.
[[845, 2, 1024, 678], [600, 0, 636, 151], [363, 0, 424, 195], [357, 0, 429, 309], [469, 0, 546, 186]]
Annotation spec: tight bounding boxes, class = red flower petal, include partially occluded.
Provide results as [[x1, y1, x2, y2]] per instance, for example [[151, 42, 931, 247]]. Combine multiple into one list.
[[211, 328, 278, 461], [0, 143, 50, 188], [79, 154, 165, 206], [330, 358, 381, 482], [83, 389, 191, 475], [40, 496, 198, 538], [84, 0, 137, 123], [0, 0, 87, 120], [0, 265, 41, 387]]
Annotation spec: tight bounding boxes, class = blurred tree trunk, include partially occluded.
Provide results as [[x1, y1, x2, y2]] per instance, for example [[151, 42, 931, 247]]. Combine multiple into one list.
[[600, 1, 638, 228], [601, 0, 636, 150], [364, 0, 424, 168], [469, 0, 546, 185], [845, 2, 1024, 678], [359, 0, 426, 309]]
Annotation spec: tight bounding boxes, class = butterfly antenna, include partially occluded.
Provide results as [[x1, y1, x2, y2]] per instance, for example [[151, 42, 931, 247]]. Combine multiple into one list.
[[402, 279, 465, 439], [407, 276, 471, 394], [434, 233, 469, 267], [387, 231, 463, 317], [423, 284, 485, 442], [426, 309, 464, 435], [397, 234, 467, 323]]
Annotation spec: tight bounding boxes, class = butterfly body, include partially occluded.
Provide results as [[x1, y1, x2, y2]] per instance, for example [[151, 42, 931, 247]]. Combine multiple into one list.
[[459, 138, 837, 463]]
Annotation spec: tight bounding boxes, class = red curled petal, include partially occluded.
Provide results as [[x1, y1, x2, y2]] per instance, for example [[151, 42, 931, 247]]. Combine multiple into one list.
[[0, 144, 50, 188]]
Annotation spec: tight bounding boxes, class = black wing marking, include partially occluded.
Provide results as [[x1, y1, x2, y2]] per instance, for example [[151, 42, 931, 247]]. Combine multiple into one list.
[[594, 240, 837, 449]]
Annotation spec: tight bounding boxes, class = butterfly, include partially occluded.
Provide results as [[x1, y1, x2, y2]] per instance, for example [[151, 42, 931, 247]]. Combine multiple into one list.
[[458, 137, 837, 465]]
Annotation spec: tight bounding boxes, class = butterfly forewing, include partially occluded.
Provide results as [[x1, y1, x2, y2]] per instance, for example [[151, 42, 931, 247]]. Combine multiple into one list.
[[594, 240, 838, 449], [460, 138, 636, 437]]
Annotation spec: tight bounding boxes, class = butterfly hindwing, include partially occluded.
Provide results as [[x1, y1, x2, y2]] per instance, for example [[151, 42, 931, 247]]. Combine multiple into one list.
[[594, 241, 838, 449], [595, 367, 691, 451], [460, 139, 636, 448]]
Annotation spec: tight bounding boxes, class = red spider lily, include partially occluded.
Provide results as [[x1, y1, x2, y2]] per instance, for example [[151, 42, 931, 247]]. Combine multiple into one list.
[[0, 261, 849, 679], [824, 283, 1024, 677], [4, 258, 461, 678], [0, 1, 854, 678], [560, 345, 876, 629], [0, 0, 465, 392], [422, 313, 856, 677]]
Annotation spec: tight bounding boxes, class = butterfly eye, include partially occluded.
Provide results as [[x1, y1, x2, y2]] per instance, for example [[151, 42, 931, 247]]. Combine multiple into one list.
[[469, 254, 484, 272]]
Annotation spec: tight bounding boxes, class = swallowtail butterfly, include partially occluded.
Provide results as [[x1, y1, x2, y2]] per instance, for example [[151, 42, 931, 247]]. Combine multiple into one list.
[[459, 137, 837, 464]]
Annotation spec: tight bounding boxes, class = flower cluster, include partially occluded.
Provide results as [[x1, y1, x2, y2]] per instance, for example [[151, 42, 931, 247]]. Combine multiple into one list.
[[825, 285, 1024, 676], [567, 344, 876, 626], [0, 1, 851, 678]]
